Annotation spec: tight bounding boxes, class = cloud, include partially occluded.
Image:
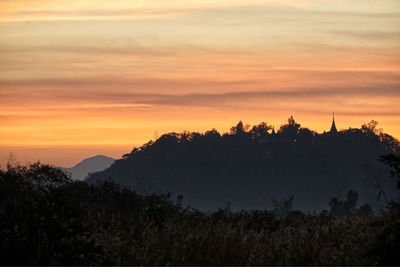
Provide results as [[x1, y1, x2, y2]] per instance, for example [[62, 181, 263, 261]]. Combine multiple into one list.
[[6, 8, 181, 21], [1, 77, 399, 108], [332, 30, 400, 41], [2, 1, 400, 23], [13, 9, 170, 17], [138, 86, 400, 107]]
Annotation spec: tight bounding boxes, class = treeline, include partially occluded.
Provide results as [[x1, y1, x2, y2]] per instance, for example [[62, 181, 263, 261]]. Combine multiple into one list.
[[88, 118, 400, 211], [1, 162, 399, 265]]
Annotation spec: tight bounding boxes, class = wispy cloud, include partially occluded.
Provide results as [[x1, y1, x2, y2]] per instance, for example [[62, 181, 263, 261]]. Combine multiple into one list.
[[332, 30, 400, 41], [1, 80, 399, 107]]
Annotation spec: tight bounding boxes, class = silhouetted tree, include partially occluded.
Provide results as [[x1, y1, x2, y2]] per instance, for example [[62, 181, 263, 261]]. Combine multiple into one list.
[[362, 120, 382, 136], [250, 122, 272, 143], [205, 128, 221, 138], [380, 153, 400, 189], [230, 121, 250, 135], [0, 163, 102, 265], [278, 116, 300, 140]]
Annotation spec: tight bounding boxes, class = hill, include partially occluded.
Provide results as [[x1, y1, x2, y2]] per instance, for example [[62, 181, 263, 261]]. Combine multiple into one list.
[[62, 155, 115, 180], [87, 117, 400, 211]]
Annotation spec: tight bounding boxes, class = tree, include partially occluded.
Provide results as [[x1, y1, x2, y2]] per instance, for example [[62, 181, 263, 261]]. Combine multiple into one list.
[[250, 122, 272, 143], [380, 153, 400, 189], [0, 162, 101, 265], [230, 121, 250, 135], [205, 129, 221, 138], [362, 120, 382, 136], [278, 116, 300, 140]]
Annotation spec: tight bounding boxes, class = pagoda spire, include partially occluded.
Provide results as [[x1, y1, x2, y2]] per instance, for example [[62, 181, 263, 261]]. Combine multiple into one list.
[[330, 112, 337, 133]]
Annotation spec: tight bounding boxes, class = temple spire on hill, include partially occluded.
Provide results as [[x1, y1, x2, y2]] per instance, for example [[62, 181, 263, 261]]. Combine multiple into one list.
[[330, 112, 337, 133]]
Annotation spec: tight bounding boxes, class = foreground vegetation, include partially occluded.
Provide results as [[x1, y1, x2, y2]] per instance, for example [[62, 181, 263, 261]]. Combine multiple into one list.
[[1, 162, 399, 265]]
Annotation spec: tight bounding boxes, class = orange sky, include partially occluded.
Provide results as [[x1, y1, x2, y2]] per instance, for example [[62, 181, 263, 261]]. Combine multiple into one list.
[[1, 0, 399, 167]]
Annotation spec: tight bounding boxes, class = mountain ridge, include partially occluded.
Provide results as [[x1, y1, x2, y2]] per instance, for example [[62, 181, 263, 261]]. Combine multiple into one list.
[[62, 155, 115, 180]]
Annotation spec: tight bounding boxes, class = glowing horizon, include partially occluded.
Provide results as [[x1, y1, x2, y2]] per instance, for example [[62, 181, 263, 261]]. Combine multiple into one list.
[[1, 0, 399, 166]]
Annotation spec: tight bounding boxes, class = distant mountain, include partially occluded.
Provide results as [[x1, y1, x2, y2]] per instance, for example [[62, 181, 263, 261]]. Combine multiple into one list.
[[62, 155, 115, 180], [87, 118, 400, 211]]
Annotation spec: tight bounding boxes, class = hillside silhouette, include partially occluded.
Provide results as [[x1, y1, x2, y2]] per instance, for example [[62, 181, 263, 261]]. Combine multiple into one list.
[[61, 155, 115, 180], [87, 116, 400, 211]]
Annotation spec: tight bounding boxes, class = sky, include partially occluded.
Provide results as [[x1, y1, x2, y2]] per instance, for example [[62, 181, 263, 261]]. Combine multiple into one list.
[[0, 0, 399, 167]]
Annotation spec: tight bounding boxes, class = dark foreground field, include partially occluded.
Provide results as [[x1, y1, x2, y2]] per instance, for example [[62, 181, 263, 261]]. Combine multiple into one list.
[[1, 163, 399, 266]]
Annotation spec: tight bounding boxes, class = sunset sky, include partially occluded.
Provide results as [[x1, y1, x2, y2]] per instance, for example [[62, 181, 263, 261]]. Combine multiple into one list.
[[1, 0, 400, 167]]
